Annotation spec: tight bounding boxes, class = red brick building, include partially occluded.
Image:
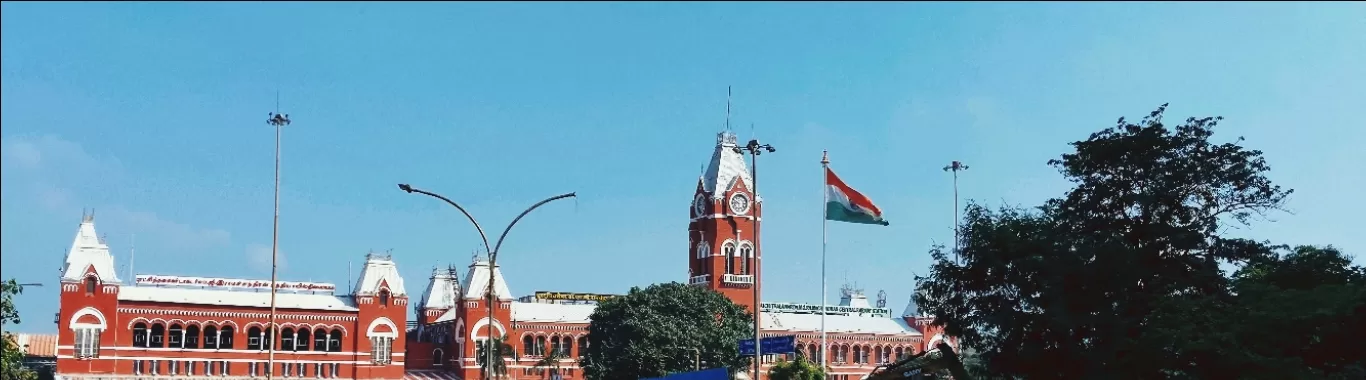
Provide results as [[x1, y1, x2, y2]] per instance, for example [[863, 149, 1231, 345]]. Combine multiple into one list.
[[402, 131, 956, 380], [53, 130, 955, 380], [54, 214, 413, 380]]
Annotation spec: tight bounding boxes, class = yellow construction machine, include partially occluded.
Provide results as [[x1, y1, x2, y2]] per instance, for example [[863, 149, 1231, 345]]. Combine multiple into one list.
[[862, 342, 970, 380]]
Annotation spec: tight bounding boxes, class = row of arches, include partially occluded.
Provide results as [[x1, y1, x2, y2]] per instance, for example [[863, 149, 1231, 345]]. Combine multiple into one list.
[[130, 322, 346, 352], [520, 334, 586, 358], [799, 343, 917, 365], [694, 240, 757, 276]]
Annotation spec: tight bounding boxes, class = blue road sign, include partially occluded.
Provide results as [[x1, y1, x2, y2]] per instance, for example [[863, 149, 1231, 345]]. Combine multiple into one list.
[[738, 335, 796, 356]]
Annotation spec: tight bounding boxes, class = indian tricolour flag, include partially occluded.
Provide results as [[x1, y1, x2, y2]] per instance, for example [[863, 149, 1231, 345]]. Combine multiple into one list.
[[825, 167, 890, 226]]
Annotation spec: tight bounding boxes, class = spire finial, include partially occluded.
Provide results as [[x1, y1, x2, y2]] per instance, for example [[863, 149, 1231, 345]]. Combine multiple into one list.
[[821, 150, 829, 165], [725, 86, 732, 132]]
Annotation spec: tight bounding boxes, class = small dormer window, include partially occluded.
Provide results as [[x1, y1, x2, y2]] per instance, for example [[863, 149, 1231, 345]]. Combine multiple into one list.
[[379, 290, 391, 306], [85, 276, 98, 294]]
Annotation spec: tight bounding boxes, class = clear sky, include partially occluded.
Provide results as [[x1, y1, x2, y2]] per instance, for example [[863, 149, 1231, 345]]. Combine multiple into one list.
[[3, 2, 1363, 333]]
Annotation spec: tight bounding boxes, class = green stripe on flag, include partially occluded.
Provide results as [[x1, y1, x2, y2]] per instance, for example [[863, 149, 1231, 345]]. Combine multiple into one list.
[[825, 202, 889, 226]]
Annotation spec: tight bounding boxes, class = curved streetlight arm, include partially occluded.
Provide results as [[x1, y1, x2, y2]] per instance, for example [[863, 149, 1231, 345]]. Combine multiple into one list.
[[398, 184, 494, 254], [490, 192, 578, 263]]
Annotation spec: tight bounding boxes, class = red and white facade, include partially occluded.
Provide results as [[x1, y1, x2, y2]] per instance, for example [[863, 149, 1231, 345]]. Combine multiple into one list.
[[54, 214, 411, 380], [53, 130, 954, 380], [403, 131, 956, 380]]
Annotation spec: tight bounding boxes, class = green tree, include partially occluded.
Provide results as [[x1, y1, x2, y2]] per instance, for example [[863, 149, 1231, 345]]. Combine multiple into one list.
[[3, 279, 39, 380], [915, 105, 1297, 379], [532, 349, 571, 379], [767, 356, 825, 380], [580, 282, 753, 380], [475, 335, 516, 380]]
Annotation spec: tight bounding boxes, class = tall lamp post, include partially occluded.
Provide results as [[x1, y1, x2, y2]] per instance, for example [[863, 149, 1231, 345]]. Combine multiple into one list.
[[734, 139, 774, 380], [265, 111, 290, 380], [941, 161, 968, 265], [398, 184, 576, 380]]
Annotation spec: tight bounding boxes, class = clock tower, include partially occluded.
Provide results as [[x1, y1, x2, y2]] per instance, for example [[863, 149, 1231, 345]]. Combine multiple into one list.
[[686, 131, 761, 312]]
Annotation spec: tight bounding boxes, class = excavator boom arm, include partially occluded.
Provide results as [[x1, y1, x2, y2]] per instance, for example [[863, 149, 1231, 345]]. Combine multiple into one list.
[[864, 342, 969, 380]]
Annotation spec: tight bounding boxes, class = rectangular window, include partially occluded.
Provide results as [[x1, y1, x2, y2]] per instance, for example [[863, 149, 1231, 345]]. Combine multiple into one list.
[[73, 329, 101, 358], [369, 337, 394, 364]]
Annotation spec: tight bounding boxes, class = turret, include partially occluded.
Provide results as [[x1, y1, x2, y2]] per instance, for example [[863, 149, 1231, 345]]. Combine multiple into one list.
[[688, 131, 762, 312], [56, 213, 119, 367], [352, 252, 408, 379], [417, 265, 461, 325]]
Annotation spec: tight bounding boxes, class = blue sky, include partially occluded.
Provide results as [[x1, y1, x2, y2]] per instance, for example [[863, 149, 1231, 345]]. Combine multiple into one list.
[[3, 2, 1363, 333]]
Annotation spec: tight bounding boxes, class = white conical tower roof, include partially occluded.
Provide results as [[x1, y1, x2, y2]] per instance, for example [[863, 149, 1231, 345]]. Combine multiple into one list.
[[61, 214, 120, 283], [353, 252, 407, 296], [419, 266, 461, 310], [700, 131, 753, 198]]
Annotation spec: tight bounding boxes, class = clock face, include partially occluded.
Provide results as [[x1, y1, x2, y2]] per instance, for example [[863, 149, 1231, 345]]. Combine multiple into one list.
[[693, 194, 707, 217], [729, 193, 751, 215]]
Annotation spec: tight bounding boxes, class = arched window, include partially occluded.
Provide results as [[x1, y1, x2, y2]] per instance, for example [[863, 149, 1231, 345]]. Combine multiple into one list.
[[247, 327, 263, 350], [577, 337, 587, 359], [723, 243, 736, 274], [295, 328, 310, 351], [696, 243, 710, 259], [184, 325, 200, 349], [85, 276, 98, 295], [281, 328, 295, 351], [219, 326, 235, 349], [169, 324, 184, 349], [313, 329, 328, 352], [522, 336, 534, 356], [379, 290, 391, 307], [534, 336, 547, 356], [73, 328, 101, 358], [203, 326, 218, 349], [852, 346, 862, 364], [149, 324, 165, 348], [433, 348, 445, 367], [328, 330, 342, 352], [132, 323, 149, 347], [739, 244, 754, 275]]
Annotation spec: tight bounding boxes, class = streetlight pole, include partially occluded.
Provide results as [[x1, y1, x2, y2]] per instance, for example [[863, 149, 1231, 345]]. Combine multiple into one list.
[[398, 184, 576, 380], [735, 139, 774, 380], [941, 161, 968, 265], [266, 111, 290, 380]]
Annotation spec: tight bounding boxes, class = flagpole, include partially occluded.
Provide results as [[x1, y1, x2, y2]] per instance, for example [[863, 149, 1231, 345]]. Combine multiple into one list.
[[819, 150, 829, 369]]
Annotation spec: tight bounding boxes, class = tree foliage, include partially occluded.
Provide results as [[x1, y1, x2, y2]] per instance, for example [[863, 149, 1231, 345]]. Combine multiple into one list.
[[475, 335, 516, 380], [3, 279, 39, 380], [914, 105, 1363, 379], [581, 282, 753, 380], [768, 356, 825, 380]]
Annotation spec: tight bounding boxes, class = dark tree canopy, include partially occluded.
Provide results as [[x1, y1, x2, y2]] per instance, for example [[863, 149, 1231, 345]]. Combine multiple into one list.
[[580, 282, 753, 380], [3, 279, 39, 380], [914, 105, 1363, 379]]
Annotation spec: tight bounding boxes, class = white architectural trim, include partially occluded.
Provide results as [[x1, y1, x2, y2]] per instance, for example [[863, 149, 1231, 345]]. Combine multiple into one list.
[[366, 317, 399, 338], [69, 307, 107, 330], [469, 317, 507, 340]]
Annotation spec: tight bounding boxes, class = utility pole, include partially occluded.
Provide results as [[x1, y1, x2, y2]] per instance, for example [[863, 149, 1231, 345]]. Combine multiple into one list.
[[736, 138, 775, 380], [942, 161, 969, 265], [265, 103, 290, 380]]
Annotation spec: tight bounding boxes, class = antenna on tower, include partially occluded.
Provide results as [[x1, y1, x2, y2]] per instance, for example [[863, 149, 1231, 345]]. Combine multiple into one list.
[[129, 234, 136, 281], [725, 86, 732, 131]]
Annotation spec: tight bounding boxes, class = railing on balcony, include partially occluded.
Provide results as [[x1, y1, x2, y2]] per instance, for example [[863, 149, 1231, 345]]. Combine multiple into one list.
[[722, 274, 754, 284], [688, 275, 709, 286]]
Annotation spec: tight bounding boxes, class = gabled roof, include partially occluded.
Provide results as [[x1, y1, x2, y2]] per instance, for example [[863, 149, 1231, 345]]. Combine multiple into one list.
[[118, 286, 358, 311], [761, 312, 920, 335], [353, 253, 407, 296], [700, 131, 753, 198], [461, 260, 513, 301], [511, 302, 595, 323], [61, 214, 120, 283]]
